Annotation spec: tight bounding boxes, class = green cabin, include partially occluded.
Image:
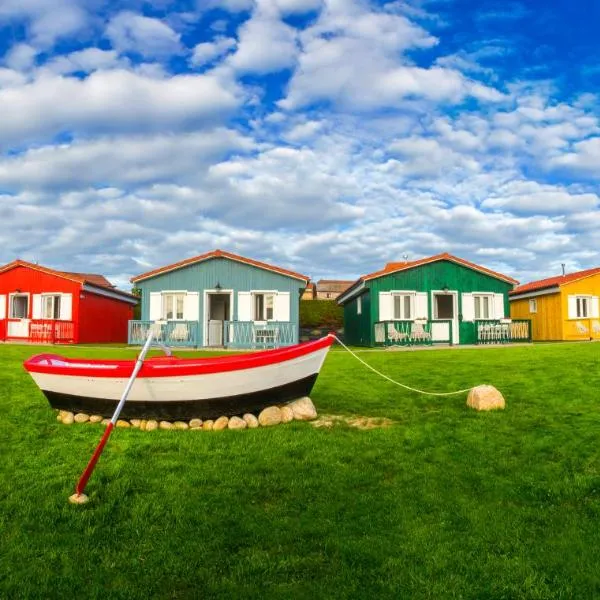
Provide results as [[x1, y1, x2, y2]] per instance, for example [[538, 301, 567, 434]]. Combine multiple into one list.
[[337, 253, 525, 347], [129, 249, 308, 348]]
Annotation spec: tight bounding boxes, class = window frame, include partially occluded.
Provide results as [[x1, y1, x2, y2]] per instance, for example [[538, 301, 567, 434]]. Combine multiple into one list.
[[392, 292, 414, 321], [9, 293, 29, 319], [529, 298, 537, 314], [253, 292, 276, 322], [42, 294, 62, 320], [162, 292, 186, 321], [576, 296, 590, 318], [473, 293, 493, 320]]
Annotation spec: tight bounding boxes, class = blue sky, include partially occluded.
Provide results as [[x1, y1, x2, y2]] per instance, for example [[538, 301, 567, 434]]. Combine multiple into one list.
[[1, 0, 599, 289]]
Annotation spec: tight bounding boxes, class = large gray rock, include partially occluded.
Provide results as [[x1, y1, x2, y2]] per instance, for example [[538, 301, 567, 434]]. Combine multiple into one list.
[[145, 420, 158, 431], [89, 415, 103, 423], [258, 406, 282, 427], [289, 397, 317, 421], [189, 418, 202, 429], [467, 385, 505, 411], [159, 421, 173, 430], [173, 421, 189, 430], [202, 420, 214, 431], [74, 413, 89, 424]]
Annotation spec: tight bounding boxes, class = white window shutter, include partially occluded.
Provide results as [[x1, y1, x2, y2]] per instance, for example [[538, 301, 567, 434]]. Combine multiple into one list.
[[32, 294, 42, 319], [0, 295, 5, 319], [494, 294, 505, 319], [149, 292, 162, 320], [237, 292, 252, 321], [415, 292, 428, 320], [567, 295, 577, 319], [462, 293, 475, 322], [274, 292, 290, 322], [184, 292, 199, 321], [591, 296, 599, 319], [60, 294, 72, 320], [379, 292, 393, 321]]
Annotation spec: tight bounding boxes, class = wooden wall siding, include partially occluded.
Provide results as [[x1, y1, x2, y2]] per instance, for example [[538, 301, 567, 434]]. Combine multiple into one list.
[[370, 260, 512, 323], [78, 292, 133, 343], [560, 275, 600, 340], [343, 292, 372, 346], [510, 293, 562, 341], [137, 257, 304, 343]]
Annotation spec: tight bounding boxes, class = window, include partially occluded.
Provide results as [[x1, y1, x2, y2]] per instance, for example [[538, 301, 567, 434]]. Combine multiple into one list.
[[474, 294, 492, 319], [42, 295, 61, 319], [393, 294, 412, 320], [576, 297, 589, 318], [163, 293, 185, 320], [357, 296, 362, 315], [529, 298, 537, 314], [254, 293, 274, 321], [10, 294, 28, 318]]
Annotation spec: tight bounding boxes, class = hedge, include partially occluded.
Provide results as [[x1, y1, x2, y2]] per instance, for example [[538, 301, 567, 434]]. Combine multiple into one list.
[[299, 300, 344, 328]]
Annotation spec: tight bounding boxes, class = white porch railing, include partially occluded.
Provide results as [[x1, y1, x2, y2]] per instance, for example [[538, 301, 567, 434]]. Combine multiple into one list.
[[224, 321, 297, 349], [374, 320, 451, 346]]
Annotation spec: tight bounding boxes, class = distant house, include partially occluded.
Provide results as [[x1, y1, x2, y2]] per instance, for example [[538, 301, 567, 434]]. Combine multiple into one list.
[[129, 249, 309, 348], [0, 260, 137, 344], [315, 280, 354, 300], [337, 253, 524, 346], [301, 282, 315, 301], [509, 267, 600, 341]]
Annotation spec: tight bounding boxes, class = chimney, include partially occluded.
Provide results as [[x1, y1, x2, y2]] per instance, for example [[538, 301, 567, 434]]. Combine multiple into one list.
[[561, 263, 566, 276]]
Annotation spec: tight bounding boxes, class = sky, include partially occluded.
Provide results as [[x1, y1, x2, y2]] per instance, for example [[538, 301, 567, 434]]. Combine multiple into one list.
[[1, 0, 600, 290]]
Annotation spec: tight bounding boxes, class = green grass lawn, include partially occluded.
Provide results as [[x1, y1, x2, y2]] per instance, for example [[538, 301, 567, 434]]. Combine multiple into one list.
[[1, 342, 600, 599]]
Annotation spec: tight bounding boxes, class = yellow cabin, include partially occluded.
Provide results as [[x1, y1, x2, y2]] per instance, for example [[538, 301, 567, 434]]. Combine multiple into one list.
[[509, 267, 600, 341]]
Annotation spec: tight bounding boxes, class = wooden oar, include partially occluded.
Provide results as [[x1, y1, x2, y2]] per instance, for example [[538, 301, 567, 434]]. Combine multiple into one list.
[[69, 329, 155, 504]]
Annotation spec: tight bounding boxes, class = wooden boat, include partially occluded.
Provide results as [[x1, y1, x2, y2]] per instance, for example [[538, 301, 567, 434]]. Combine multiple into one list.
[[24, 334, 335, 420]]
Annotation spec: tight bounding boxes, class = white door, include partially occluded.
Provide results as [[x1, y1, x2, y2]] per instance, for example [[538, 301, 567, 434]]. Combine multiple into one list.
[[432, 291, 459, 344], [8, 294, 30, 337]]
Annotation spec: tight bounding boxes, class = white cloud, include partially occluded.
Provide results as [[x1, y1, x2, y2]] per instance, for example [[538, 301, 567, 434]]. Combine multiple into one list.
[[550, 137, 600, 177], [0, 0, 90, 48], [105, 11, 182, 59], [4, 43, 38, 71], [191, 37, 237, 67], [0, 69, 243, 148], [275, 0, 323, 13], [481, 181, 599, 214], [43, 48, 126, 75], [279, 1, 502, 110], [228, 3, 298, 74], [0, 130, 253, 191]]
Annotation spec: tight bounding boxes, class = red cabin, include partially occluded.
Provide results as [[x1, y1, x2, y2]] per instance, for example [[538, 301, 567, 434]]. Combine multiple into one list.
[[0, 260, 138, 344]]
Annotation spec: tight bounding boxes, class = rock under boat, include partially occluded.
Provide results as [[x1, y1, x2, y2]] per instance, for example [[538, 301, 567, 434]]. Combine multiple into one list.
[[24, 334, 335, 420]]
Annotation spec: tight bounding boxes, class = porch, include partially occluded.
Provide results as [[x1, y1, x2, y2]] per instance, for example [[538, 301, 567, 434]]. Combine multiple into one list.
[[127, 320, 298, 349], [0, 319, 75, 343], [374, 319, 531, 347]]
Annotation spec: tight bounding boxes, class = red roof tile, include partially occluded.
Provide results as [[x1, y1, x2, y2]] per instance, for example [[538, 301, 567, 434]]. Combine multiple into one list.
[[510, 267, 600, 296], [131, 249, 309, 283]]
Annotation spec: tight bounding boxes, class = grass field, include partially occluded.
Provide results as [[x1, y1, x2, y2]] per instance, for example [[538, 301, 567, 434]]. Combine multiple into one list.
[[1, 342, 600, 599]]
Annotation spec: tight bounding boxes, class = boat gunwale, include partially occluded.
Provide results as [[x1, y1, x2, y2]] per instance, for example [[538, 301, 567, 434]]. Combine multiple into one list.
[[23, 334, 335, 379]]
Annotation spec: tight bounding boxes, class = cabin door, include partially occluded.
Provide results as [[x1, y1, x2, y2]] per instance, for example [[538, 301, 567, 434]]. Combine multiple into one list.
[[432, 291, 459, 344], [7, 293, 30, 338], [207, 293, 231, 346]]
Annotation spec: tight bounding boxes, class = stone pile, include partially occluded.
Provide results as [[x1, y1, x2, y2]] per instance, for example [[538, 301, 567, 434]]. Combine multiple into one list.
[[55, 396, 318, 431]]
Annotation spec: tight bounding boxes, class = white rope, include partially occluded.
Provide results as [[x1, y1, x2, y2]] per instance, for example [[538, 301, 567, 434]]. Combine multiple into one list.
[[331, 335, 474, 397]]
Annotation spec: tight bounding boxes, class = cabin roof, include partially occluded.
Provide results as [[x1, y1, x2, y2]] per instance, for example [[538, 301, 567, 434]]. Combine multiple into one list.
[[510, 267, 600, 297], [0, 259, 137, 299], [131, 249, 309, 284], [338, 252, 518, 304]]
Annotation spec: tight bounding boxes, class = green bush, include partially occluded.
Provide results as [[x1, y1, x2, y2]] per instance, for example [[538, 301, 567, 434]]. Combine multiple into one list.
[[300, 299, 344, 328]]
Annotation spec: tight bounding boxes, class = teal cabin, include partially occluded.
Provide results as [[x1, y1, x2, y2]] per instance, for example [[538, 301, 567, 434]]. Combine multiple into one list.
[[337, 253, 531, 347], [129, 249, 309, 348]]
